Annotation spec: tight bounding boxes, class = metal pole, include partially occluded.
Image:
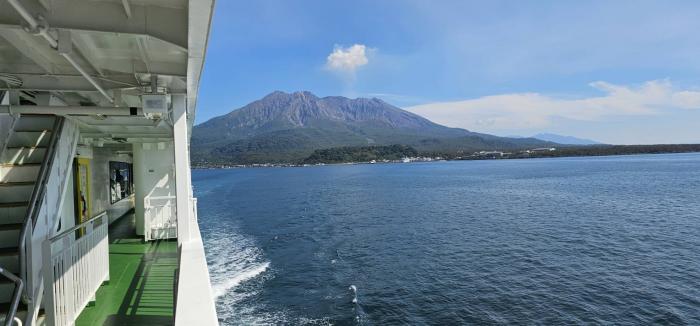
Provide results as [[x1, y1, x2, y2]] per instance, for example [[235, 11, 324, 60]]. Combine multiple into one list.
[[0, 105, 141, 116], [6, 0, 115, 104]]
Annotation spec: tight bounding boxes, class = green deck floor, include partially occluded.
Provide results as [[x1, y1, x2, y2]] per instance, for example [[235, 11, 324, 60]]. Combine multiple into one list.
[[75, 212, 178, 326]]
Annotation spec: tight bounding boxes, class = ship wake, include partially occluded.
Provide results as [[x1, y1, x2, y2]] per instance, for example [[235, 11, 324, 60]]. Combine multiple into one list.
[[204, 227, 271, 305], [213, 261, 270, 299]]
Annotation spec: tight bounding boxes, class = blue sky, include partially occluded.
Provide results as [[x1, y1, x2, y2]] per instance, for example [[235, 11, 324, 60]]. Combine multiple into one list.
[[197, 0, 700, 144]]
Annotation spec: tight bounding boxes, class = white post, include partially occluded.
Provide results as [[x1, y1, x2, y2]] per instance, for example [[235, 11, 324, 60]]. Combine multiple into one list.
[[42, 239, 55, 326], [102, 214, 110, 283], [172, 94, 192, 244]]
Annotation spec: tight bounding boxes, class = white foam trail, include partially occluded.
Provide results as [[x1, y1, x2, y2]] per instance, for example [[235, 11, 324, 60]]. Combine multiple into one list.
[[213, 261, 270, 299]]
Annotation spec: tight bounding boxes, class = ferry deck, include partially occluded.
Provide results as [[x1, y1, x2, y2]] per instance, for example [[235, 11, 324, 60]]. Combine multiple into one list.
[[0, 0, 218, 325]]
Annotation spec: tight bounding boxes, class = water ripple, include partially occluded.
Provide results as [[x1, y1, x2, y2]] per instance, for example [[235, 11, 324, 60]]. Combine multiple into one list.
[[195, 154, 700, 325]]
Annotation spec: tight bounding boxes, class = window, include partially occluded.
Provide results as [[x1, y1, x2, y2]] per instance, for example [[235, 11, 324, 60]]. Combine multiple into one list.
[[110, 161, 133, 203]]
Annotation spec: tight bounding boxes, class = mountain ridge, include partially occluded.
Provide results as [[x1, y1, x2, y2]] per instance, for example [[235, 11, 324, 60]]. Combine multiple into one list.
[[191, 91, 555, 164], [533, 133, 603, 145]]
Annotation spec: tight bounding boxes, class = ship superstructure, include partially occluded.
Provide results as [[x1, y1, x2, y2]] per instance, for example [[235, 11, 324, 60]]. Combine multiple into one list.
[[0, 0, 218, 324]]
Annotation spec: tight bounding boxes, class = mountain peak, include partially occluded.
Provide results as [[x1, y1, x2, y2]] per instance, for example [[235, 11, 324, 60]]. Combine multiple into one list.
[[263, 90, 318, 101], [292, 90, 316, 98], [260, 91, 393, 106], [199, 90, 450, 135]]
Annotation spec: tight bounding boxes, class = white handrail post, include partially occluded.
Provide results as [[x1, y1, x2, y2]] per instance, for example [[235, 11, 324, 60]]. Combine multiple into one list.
[[41, 239, 55, 326], [144, 198, 150, 241], [172, 94, 192, 244], [102, 213, 110, 282], [63, 235, 73, 324], [190, 197, 198, 236]]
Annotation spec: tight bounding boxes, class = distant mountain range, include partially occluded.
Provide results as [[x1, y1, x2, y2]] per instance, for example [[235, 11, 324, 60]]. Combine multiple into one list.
[[191, 91, 556, 164], [532, 133, 603, 145]]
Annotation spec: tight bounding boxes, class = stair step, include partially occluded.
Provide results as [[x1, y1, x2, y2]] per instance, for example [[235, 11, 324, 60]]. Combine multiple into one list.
[[0, 187, 33, 206], [0, 164, 40, 183], [0, 206, 26, 225], [0, 203, 28, 208], [0, 302, 30, 311], [0, 278, 18, 303], [5, 146, 47, 149], [0, 247, 19, 274], [0, 224, 21, 232], [13, 129, 51, 133], [0, 224, 22, 248], [6, 131, 52, 148], [0, 182, 34, 203], [0, 163, 41, 167], [0, 147, 47, 165], [0, 247, 18, 256], [14, 115, 56, 131], [15, 115, 55, 129], [0, 182, 34, 187]]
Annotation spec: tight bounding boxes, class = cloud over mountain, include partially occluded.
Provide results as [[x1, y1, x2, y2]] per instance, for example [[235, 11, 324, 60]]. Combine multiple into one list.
[[325, 44, 369, 73]]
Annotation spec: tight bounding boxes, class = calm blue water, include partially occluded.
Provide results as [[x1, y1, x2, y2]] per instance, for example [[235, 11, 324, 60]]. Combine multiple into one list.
[[194, 153, 700, 325]]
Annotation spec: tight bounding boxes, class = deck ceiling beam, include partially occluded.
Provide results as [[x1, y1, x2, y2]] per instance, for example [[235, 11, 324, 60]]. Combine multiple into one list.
[[0, 30, 58, 74], [0, 73, 137, 92], [37, 0, 49, 10], [121, 0, 132, 19], [71, 33, 105, 77], [0, 73, 186, 93], [81, 132, 172, 139], [136, 38, 152, 74], [0, 104, 142, 116], [0, 0, 188, 49], [0, 61, 187, 79]]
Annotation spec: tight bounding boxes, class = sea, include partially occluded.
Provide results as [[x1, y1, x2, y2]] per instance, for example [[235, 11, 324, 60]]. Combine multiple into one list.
[[193, 153, 700, 325]]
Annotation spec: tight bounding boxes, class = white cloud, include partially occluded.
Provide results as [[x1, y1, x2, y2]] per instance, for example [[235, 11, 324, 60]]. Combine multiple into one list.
[[406, 80, 700, 132], [325, 44, 369, 73]]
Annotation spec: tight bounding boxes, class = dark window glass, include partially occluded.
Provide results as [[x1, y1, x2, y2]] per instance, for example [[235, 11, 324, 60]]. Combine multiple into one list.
[[110, 161, 133, 203]]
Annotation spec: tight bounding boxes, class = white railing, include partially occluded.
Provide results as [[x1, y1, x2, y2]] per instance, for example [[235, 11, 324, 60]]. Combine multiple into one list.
[[42, 212, 110, 326], [145, 196, 177, 241], [174, 196, 218, 326]]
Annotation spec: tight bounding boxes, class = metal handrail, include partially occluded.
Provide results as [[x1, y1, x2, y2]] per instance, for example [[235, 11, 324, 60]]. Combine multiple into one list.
[[0, 112, 19, 158], [145, 196, 176, 209], [18, 116, 64, 302], [145, 195, 177, 202], [0, 265, 24, 326], [48, 211, 107, 244]]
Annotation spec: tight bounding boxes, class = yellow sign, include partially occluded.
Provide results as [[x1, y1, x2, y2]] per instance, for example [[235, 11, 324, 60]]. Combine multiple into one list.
[[74, 158, 91, 235]]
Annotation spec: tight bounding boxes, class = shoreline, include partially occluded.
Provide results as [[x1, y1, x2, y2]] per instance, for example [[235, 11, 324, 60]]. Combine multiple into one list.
[[192, 150, 700, 169]]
